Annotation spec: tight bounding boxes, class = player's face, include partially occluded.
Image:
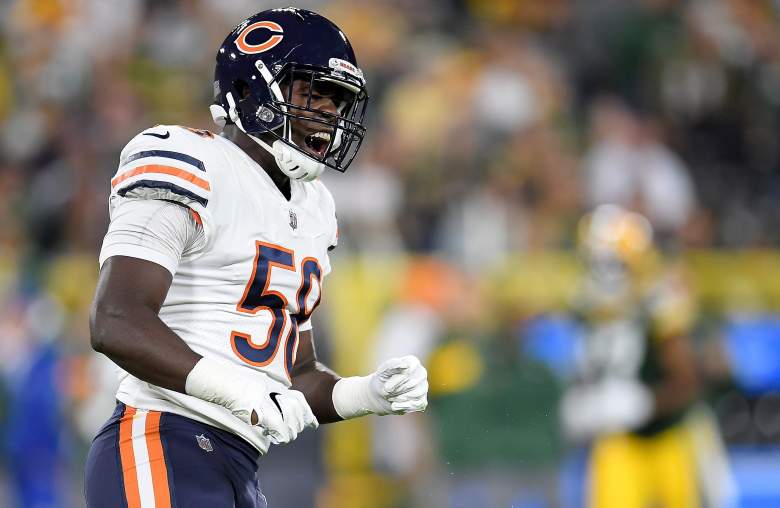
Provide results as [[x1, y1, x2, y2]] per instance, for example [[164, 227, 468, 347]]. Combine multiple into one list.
[[286, 78, 353, 160]]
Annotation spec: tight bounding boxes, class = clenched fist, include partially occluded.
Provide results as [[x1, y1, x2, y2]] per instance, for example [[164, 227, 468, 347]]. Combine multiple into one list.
[[332, 355, 429, 419]]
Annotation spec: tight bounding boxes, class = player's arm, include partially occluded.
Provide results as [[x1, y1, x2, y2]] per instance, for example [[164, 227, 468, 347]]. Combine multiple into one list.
[[90, 256, 200, 393], [292, 329, 429, 424], [648, 282, 701, 418], [652, 333, 700, 417], [291, 329, 341, 423]]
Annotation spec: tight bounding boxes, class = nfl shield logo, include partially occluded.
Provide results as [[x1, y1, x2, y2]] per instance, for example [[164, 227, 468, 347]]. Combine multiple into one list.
[[195, 434, 213, 452], [289, 209, 298, 230]]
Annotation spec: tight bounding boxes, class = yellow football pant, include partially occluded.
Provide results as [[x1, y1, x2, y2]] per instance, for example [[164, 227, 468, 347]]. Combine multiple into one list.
[[588, 426, 700, 508]]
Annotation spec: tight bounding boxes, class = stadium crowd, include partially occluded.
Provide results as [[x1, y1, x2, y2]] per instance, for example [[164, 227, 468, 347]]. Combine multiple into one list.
[[1, 0, 780, 507]]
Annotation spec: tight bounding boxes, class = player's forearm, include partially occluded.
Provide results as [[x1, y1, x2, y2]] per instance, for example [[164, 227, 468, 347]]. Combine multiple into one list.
[[90, 302, 201, 393], [652, 374, 699, 417], [653, 335, 700, 418], [291, 361, 342, 423], [292, 330, 428, 423]]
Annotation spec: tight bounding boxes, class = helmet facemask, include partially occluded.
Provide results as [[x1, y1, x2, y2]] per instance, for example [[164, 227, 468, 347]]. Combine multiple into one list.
[[226, 61, 368, 181], [276, 65, 367, 170]]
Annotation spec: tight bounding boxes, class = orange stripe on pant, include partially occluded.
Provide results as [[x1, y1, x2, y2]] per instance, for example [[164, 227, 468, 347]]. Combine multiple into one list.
[[111, 164, 211, 191], [119, 406, 142, 508], [145, 411, 172, 508]]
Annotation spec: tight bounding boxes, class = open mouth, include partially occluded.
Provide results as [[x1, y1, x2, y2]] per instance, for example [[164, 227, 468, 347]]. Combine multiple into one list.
[[303, 131, 331, 158]]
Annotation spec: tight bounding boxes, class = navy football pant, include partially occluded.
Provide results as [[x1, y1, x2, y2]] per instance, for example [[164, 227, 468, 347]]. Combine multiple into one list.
[[85, 403, 267, 508]]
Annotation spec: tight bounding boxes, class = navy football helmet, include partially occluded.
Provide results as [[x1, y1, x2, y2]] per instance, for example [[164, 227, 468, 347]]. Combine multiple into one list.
[[211, 7, 368, 181]]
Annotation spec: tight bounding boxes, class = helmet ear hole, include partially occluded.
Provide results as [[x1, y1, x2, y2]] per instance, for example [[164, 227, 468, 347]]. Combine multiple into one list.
[[234, 79, 251, 99]]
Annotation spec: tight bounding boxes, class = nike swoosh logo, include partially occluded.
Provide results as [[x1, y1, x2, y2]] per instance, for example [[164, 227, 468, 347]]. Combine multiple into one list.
[[269, 392, 284, 419], [143, 130, 170, 139]]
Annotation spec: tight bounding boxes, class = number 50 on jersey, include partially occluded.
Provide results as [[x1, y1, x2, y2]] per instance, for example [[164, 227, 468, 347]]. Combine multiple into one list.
[[231, 241, 322, 380]]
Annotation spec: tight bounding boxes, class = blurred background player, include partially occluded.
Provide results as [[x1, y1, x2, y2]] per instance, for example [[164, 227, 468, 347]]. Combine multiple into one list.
[[560, 204, 727, 508]]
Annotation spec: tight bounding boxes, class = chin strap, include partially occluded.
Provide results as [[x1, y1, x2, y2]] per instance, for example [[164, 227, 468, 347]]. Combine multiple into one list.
[[252, 136, 325, 182], [210, 94, 325, 183]]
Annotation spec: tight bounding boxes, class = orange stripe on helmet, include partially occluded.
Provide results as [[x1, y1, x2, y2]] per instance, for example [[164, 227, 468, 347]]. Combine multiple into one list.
[[235, 21, 284, 54], [145, 411, 172, 508], [118, 406, 141, 508], [111, 164, 211, 191]]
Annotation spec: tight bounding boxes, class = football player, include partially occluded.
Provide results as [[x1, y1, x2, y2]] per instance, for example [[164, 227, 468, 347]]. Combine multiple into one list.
[[560, 205, 701, 508], [85, 8, 428, 508]]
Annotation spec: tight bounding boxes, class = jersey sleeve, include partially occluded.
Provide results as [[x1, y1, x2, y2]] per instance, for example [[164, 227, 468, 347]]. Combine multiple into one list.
[[99, 197, 205, 275], [110, 125, 216, 246]]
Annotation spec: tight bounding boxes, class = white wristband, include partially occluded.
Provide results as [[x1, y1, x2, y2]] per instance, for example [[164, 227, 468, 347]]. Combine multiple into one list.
[[332, 375, 388, 420]]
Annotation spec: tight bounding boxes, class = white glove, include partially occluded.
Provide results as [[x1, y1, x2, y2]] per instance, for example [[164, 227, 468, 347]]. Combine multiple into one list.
[[256, 387, 319, 445], [185, 357, 318, 445], [332, 355, 429, 419], [560, 378, 654, 441]]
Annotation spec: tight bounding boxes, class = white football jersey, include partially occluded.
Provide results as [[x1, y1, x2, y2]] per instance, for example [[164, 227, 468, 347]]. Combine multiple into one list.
[[100, 125, 338, 453]]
